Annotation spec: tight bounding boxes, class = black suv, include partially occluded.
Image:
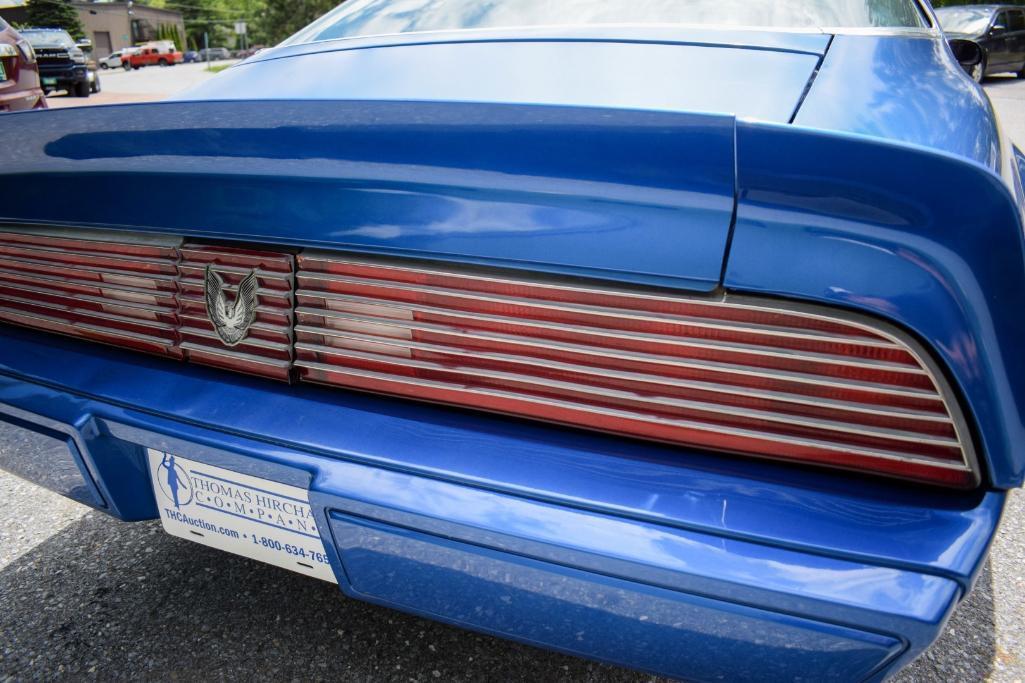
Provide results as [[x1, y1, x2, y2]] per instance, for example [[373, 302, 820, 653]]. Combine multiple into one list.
[[18, 28, 91, 97], [936, 5, 1025, 82]]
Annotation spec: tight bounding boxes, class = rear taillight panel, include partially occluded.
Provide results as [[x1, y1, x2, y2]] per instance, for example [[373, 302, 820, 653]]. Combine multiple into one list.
[[0, 228, 181, 358], [0, 227, 979, 487], [295, 251, 978, 488]]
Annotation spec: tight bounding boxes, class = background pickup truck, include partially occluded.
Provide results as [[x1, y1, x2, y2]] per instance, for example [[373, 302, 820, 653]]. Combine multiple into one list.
[[122, 47, 182, 70]]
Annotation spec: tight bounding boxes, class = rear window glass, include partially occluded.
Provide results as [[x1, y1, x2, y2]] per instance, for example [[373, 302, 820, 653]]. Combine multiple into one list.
[[1011, 11, 1025, 32], [936, 7, 993, 34], [286, 0, 928, 46], [20, 29, 76, 49]]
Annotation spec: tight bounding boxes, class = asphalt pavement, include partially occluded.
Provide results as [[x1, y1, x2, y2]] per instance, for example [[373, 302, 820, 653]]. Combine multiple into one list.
[[44, 60, 238, 108], [0, 76, 1024, 683]]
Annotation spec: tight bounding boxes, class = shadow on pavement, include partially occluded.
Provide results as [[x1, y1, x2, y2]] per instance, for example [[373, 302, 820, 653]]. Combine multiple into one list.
[[0, 511, 651, 682], [896, 560, 996, 682]]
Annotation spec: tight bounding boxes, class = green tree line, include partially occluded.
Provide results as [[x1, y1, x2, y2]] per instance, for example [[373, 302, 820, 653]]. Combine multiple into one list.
[[160, 0, 340, 49], [23, 0, 340, 49]]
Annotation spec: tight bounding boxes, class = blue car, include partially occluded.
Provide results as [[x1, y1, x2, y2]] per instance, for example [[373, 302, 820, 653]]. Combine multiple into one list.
[[1, 0, 1023, 680]]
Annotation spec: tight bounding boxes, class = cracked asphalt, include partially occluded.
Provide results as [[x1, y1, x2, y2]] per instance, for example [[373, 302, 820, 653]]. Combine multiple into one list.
[[1, 75, 1024, 683]]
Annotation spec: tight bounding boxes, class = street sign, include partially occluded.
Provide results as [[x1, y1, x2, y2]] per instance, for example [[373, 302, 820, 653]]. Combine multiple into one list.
[[234, 22, 247, 35]]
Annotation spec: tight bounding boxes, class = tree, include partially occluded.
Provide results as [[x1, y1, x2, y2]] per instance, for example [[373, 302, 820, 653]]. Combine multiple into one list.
[[167, 0, 227, 49], [258, 0, 338, 45], [24, 0, 86, 40]]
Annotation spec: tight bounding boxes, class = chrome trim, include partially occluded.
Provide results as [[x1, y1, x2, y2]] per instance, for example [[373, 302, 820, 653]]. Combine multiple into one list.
[[726, 294, 980, 482], [296, 361, 970, 472], [285, 22, 938, 54], [180, 342, 292, 369], [294, 307, 924, 374], [179, 264, 293, 281], [295, 342, 959, 449], [301, 253, 911, 341], [182, 326, 291, 353], [0, 243, 175, 268], [0, 268, 178, 305], [0, 292, 177, 333], [0, 225, 182, 249], [0, 254, 178, 285], [294, 324, 935, 397], [0, 281, 176, 316], [0, 306, 177, 346], [296, 276, 897, 348], [294, 292, 904, 350]]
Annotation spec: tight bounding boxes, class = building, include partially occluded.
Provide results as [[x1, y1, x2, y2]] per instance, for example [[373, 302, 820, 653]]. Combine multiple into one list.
[[0, 1, 185, 58]]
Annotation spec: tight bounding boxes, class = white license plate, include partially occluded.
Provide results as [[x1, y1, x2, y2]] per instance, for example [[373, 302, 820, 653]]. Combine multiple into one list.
[[147, 449, 337, 583], [42, 77, 57, 86]]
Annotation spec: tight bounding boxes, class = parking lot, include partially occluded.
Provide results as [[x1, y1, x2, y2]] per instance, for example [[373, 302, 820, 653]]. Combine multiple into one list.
[[0, 76, 1023, 682], [44, 60, 238, 108]]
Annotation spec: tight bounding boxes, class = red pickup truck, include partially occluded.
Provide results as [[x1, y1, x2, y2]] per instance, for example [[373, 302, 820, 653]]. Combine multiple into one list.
[[122, 47, 182, 70]]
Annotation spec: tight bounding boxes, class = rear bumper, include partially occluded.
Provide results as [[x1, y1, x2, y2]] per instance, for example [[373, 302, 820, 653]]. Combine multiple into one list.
[[37, 63, 86, 88], [0, 86, 44, 111], [0, 325, 1005, 681]]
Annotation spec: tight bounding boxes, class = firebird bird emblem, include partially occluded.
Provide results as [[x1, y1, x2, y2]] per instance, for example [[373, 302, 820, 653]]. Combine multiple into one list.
[[204, 265, 259, 347]]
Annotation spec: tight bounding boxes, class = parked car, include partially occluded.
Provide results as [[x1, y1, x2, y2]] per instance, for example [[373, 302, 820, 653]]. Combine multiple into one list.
[[122, 45, 183, 70], [1, 1, 1024, 681], [936, 4, 1025, 81], [197, 46, 231, 61], [18, 27, 90, 97], [0, 16, 45, 111], [182, 50, 199, 63], [98, 50, 123, 69]]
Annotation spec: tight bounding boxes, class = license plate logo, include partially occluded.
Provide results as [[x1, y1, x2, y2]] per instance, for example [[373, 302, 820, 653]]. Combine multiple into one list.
[[147, 449, 337, 583]]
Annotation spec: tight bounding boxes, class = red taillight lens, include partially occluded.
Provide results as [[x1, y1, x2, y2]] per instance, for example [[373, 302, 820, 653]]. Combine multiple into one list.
[[295, 252, 977, 487], [0, 228, 181, 357], [0, 226, 978, 488]]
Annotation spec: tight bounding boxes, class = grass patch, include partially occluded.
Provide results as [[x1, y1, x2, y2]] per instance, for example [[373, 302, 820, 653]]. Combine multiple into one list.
[[205, 64, 232, 74]]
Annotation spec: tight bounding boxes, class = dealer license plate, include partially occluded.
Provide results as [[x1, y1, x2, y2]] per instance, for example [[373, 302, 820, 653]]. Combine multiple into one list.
[[147, 449, 337, 583]]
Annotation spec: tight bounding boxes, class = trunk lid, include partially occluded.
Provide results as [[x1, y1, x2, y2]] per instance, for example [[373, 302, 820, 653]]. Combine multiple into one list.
[[0, 99, 738, 290]]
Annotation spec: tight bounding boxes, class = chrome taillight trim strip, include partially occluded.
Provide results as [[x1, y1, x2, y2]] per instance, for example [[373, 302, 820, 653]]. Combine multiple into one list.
[[293, 324, 938, 399], [293, 307, 926, 374], [294, 342, 960, 449], [179, 342, 293, 368], [293, 322, 952, 421], [298, 254, 911, 338], [0, 269, 179, 302], [0, 254, 179, 285], [295, 360, 973, 473], [0, 307, 179, 346], [296, 275, 905, 349], [0, 242, 178, 268]]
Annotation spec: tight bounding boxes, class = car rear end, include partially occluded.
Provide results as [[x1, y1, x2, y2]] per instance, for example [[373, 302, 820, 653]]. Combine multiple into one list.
[[0, 2, 1023, 681], [0, 18, 45, 112]]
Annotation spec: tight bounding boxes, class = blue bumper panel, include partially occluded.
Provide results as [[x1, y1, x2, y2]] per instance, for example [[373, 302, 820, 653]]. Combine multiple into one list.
[[0, 326, 1004, 679], [0, 414, 103, 508], [331, 513, 900, 682]]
